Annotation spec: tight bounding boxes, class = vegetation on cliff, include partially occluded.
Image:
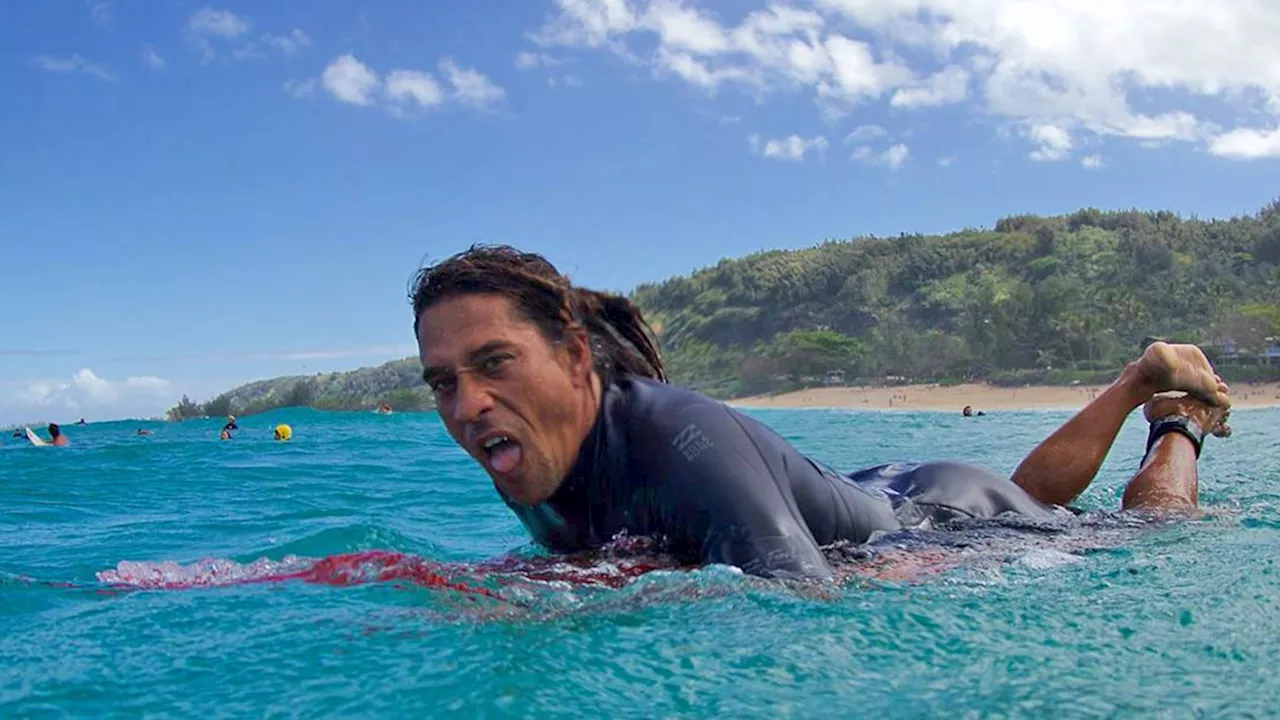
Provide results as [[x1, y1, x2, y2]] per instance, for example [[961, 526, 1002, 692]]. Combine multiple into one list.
[[169, 201, 1280, 417]]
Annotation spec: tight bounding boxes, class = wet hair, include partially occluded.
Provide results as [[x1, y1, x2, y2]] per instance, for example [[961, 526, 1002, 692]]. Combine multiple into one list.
[[409, 244, 666, 383], [48, 423, 60, 438]]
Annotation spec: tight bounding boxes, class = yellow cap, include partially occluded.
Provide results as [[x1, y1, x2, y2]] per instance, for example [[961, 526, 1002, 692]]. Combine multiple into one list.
[[274, 424, 292, 441]]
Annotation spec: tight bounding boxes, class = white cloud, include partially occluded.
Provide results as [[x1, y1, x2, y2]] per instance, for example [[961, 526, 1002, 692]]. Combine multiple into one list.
[[891, 65, 968, 108], [1209, 126, 1280, 159], [283, 78, 317, 98], [749, 133, 829, 161], [187, 7, 250, 61], [143, 46, 166, 70], [532, 0, 1280, 162], [1027, 123, 1073, 162], [1081, 154, 1104, 169], [312, 55, 504, 115], [532, 0, 639, 47], [844, 124, 888, 144], [263, 29, 311, 56], [879, 143, 909, 169], [322, 54, 379, 106], [439, 58, 506, 108], [937, 155, 956, 167], [516, 51, 564, 70], [642, 0, 729, 54], [188, 7, 250, 38], [386, 70, 444, 109], [854, 142, 910, 169], [0, 369, 174, 424], [31, 54, 115, 81]]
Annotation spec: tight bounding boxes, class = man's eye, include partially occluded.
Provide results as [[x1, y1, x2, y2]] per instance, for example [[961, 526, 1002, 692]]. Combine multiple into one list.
[[429, 376, 457, 394], [480, 354, 512, 374]]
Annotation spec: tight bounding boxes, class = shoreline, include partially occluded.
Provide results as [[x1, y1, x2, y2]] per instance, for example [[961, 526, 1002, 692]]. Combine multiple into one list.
[[729, 381, 1280, 412]]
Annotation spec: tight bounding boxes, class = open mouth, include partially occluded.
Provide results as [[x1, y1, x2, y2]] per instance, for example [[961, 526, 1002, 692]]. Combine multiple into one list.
[[481, 435, 524, 475]]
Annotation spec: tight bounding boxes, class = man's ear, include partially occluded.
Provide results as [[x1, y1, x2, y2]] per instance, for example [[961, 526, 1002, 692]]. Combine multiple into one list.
[[562, 326, 594, 387]]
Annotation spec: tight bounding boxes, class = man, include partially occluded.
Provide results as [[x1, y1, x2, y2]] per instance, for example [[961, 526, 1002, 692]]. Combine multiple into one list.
[[50, 423, 70, 446], [411, 245, 1232, 581]]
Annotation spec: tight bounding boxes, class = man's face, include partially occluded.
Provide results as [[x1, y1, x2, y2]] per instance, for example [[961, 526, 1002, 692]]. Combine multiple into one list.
[[417, 294, 595, 505]]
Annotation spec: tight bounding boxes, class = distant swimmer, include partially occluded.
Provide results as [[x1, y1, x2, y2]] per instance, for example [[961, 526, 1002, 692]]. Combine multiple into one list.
[[377, 401, 393, 414], [411, 245, 1233, 581], [962, 405, 986, 417], [273, 424, 292, 441], [223, 415, 239, 432], [136, 428, 153, 436], [220, 428, 232, 441], [76, 418, 87, 425]]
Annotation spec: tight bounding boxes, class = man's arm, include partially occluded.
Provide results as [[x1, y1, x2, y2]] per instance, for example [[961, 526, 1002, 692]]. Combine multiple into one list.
[[642, 399, 834, 581]]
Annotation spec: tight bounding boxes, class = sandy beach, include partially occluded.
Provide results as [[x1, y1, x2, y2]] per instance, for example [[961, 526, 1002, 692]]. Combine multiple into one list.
[[731, 381, 1280, 412]]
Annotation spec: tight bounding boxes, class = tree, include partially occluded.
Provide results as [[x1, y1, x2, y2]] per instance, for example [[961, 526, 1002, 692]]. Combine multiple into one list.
[[283, 380, 316, 408], [166, 394, 202, 421]]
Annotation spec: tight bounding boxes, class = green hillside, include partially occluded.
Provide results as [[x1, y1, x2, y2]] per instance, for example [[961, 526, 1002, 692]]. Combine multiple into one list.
[[169, 201, 1280, 418], [634, 202, 1280, 397], [167, 357, 431, 421]]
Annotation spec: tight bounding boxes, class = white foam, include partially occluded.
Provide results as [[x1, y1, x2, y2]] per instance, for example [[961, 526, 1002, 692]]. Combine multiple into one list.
[[1014, 549, 1084, 570], [96, 555, 312, 588]]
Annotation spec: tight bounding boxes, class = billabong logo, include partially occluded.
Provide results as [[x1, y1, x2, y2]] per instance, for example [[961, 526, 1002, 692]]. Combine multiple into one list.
[[673, 423, 712, 462]]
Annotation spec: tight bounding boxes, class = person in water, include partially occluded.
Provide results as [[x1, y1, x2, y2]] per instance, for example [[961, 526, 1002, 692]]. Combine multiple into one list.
[[223, 415, 239, 432], [410, 245, 1232, 581], [45, 423, 70, 447]]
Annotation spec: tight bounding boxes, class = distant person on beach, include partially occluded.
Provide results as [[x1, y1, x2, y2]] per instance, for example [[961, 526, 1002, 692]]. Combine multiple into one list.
[[410, 244, 1233, 581]]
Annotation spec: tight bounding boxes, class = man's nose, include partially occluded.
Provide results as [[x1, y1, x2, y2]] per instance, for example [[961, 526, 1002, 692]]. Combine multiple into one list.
[[451, 374, 494, 423]]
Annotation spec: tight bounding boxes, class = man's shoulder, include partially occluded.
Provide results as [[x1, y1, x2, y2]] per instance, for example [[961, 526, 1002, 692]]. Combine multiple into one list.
[[610, 375, 732, 422], [608, 375, 763, 458]]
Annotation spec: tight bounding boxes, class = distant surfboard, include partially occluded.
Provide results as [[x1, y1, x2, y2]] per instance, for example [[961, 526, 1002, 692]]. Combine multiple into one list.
[[24, 427, 48, 447]]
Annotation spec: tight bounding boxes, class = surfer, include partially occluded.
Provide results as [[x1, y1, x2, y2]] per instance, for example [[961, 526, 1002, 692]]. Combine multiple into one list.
[[27, 423, 70, 447], [410, 245, 1232, 581]]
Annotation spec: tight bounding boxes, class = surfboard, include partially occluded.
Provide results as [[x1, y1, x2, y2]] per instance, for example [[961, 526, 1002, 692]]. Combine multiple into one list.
[[24, 427, 48, 447]]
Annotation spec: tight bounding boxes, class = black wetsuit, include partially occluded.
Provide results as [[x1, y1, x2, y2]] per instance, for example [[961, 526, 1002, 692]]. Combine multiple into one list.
[[507, 376, 1060, 581]]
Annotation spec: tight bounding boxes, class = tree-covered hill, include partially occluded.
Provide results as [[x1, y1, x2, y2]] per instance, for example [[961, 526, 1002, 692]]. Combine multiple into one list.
[[167, 358, 431, 420], [633, 202, 1280, 397], [169, 201, 1280, 417]]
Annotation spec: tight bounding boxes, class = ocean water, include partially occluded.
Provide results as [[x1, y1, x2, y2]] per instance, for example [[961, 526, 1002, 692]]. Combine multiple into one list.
[[3, 405, 1279, 718]]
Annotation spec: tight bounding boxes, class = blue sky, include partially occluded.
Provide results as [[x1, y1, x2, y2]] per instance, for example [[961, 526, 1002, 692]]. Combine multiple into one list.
[[3, 0, 1279, 424]]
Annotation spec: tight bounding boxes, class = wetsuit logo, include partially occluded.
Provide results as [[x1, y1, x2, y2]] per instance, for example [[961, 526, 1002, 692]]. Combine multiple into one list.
[[673, 424, 713, 462]]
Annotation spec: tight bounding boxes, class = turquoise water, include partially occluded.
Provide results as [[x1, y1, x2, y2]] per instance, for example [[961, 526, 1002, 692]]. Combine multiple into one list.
[[3, 406, 1279, 718]]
